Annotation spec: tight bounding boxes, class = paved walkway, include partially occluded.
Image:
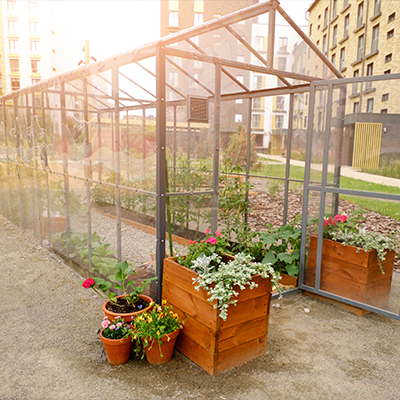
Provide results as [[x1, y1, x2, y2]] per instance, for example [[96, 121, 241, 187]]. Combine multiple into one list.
[[259, 154, 400, 188]]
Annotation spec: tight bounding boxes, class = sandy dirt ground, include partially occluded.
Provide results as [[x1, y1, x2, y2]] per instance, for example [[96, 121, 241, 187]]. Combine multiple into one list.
[[1, 216, 400, 400]]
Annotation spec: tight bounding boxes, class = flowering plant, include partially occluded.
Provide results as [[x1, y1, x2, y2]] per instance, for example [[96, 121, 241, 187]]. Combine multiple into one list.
[[177, 229, 230, 270], [192, 252, 281, 320], [322, 209, 399, 272], [101, 316, 130, 340], [79, 260, 156, 308], [127, 300, 183, 357]]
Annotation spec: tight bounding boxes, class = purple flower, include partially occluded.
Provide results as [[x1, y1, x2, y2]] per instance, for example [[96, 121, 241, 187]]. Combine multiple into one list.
[[137, 305, 143, 309]]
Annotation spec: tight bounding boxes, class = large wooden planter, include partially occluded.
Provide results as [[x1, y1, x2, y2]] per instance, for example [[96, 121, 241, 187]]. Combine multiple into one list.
[[306, 235, 395, 307], [162, 257, 272, 375]]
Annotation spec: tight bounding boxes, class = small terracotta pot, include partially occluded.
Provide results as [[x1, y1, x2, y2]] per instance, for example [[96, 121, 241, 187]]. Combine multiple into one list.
[[100, 329, 132, 365], [143, 329, 180, 365], [103, 294, 153, 324]]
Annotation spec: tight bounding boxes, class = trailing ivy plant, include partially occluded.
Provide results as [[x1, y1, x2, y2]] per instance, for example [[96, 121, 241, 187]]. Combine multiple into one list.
[[192, 252, 281, 321]]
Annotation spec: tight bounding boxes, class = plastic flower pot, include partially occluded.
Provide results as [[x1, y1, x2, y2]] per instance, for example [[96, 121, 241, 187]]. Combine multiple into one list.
[[143, 328, 180, 365], [103, 294, 153, 324], [100, 329, 132, 365]]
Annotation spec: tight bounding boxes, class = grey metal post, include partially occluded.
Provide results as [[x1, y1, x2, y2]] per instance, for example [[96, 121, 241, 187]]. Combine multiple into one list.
[[211, 63, 221, 234], [142, 108, 146, 175], [244, 97, 252, 224], [173, 105, 177, 189], [97, 111, 102, 180], [3, 101, 13, 223], [14, 96, 25, 229], [283, 93, 294, 226], [155, 43, 167, 304], [315, 84, 334, 291], [112, 67, 122, 262], [84, 77, 93, 270], [60, 82, 71, 257], [27, 93, 37, 235], [299, 83, 316, 287], [126, 110, 130, 182]]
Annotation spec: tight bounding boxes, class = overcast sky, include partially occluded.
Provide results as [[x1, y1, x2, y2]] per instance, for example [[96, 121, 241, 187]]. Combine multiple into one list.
[[65, 0, 312, 66]]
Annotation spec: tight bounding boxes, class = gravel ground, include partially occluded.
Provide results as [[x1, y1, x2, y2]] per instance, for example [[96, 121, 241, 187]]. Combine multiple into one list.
[[1, 216, 400, 400]]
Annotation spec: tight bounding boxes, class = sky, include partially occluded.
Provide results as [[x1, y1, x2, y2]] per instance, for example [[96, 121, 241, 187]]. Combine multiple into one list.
[[64, 0, 312, 67]]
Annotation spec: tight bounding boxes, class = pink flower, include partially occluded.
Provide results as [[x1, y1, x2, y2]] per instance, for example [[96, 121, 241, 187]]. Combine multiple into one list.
[[103, 316, 108, 320], [205, 229, 210, 234], [115, 316, 121, 319], [109, 325, 116, 330], [334, 214, 347, 223], [101, 320, 110, 328], [82, 278, 95, 289], [330, 218, 337, 226], [205, 237, 217, 245], [116, 322, 122, 327], [215, 231, 221, 237]]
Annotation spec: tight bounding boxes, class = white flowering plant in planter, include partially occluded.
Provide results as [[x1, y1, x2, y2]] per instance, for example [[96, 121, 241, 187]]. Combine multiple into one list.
[[191, 252, 281, 321]]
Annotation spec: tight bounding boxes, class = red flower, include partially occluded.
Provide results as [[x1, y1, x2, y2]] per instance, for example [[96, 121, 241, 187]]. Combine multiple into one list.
[[329, 217, 336, 226], [82, 278, 95, 288], [323, 219, 329, 228], [205, 237, 217, 245], [334, 214, 347, 223], [189, 240, 193, 244]]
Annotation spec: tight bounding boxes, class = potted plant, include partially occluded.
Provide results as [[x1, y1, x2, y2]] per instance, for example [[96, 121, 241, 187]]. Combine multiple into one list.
[[100, 316, 132, 365], [164, 232, 280, 375], [306, 209, 399, 307], [127, 300, 183, 365], [80, 260, 157, 322]]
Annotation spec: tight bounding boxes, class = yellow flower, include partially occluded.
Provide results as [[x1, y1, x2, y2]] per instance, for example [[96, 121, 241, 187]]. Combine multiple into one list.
[[162, 300, 167, 306], [173, 313, 178, 318], [157, 330, 160, 336], [290, 249, 294, 253], [148, 317, 152, 323]]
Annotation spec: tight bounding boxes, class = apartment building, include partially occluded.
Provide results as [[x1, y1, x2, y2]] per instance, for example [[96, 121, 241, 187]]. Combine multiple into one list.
[[2, 0, 73, 94], [308, 0, 400, 115]]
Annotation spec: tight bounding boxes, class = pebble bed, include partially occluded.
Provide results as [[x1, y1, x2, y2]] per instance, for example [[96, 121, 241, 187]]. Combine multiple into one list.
[[69, 209, 188, 267]]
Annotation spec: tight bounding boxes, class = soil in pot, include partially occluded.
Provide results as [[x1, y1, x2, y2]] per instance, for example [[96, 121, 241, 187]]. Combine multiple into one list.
[[105, 296, 150, 314]]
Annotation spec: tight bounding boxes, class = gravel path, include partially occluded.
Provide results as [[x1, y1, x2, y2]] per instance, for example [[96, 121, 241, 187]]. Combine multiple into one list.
[[1, 215, 400, 400]]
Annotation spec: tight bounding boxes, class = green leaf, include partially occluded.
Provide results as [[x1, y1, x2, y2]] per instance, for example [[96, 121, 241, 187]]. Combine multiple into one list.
[[277, 253, 294, 263], [260, 234, 279, 245], [285, 263, 299, 277], [262, 251, 276, 264], [114, 283, 123, 289]]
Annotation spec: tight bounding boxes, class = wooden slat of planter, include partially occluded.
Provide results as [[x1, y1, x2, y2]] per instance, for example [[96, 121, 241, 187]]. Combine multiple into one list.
[[218, 316, 266, 353], [175, 333, 215, 375], [219, 295, 269, 330], [217, 337, 266, 375], [172, 304, 216, 353], [365, 276, 393, 299], [279, 273, 298, 286], [163, 280, 218, 330]]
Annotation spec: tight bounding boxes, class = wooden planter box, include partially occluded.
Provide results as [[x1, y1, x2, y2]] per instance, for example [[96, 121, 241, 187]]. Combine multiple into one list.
[[162, 257, 272, 375], [306, 235, 395, 307]]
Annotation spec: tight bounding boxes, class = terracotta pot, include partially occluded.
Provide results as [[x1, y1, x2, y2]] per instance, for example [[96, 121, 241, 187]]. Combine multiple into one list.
[[143, 329, 180, 365], [100, 329, 132, 365], [102, 294, 153, 324]]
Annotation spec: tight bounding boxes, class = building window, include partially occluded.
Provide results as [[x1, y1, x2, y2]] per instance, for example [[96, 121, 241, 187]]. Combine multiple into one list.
[[255, 36, 264, 51], [366, 98, 374, 113], [340, 47, 345, 69], [252, 114, 261, 128], [194, 60, 203, 68], [305, 93, 309, 105], [9, 39, 18, 53], [309, 24, 312, 35], [275, 115, 284, 129], [276, 96, 285, 110], [236, 99, 243, 104], [352, 70, 359, 94], [366, 62, 373, 89], [387, 29, 394, 39], [32, 78, 41, 85], [7, 1, 16, 14], [332, 25, 338, 47], [304, 116, 307, 128], [237, 56, 244, 63], [278, 57, 287, 70], [235, 114, 242, 123], [11, 78, 20, 91], [382, 93, 389, 101], [357, 2, 364, 28], [254, 75, 262, 89], [29, 2, 38, 16], [371, 25, 379, 52], [169, 72, 178, 86], [191, 35, 199, 46], [374, 0, 381, 16], [344, 14, 349, 38], [324, 7, 328, 27], [253, 97, 261, 108], [381, 109, 388, 113], [332, 0, 337, 19], [169, 11, 178, 26], [10, 59, 19, 73], [357, 35, 364, 60], [194, 12, 203, 26], [343, 0, 349, 8], [8, 20, 17, 34], [353, 101, 360, 113], [29, 21, 38, 35], [279, 37, 288, 52], [331, 53, 336, 66], [30, 40, 39, 54], [388, 12, 395, 23], [323, 34, 327, 53], [213, 13, 221, 19], [31, 59, 40, 73], [237, 75, 244, 84], [384, 69, 391, 74], [385, 53, 392, 63]]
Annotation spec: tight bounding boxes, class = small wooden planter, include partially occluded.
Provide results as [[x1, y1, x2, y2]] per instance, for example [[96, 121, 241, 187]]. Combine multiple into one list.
[[162, 257, 272, 375], [306, 235, 395, 307]]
